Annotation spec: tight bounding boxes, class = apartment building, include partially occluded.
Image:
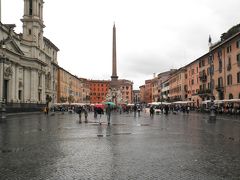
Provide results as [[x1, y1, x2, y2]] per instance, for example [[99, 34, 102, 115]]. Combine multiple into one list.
[[89, 80, 110, 104], [169, 68, 187, 101]]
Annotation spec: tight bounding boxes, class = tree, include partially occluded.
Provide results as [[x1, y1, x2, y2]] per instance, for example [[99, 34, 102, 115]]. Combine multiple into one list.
[[59, 96, 67, 103], [68, 95, 75, 104]]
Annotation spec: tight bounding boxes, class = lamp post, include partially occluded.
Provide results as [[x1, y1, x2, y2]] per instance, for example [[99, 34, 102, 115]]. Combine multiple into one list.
[[0, 45, 6, 122], [209, 53, 216, 122]]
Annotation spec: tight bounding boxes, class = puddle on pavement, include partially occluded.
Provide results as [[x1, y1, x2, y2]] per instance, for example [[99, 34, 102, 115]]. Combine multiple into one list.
[[113, 132, 132, 135], [137, 124, 150, 126], [1, 147, 24, 154]]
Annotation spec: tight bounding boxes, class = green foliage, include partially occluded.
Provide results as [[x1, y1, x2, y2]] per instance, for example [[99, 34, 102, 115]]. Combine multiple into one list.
[[68, 95, 75, 104], [59, 96, 67, 103]]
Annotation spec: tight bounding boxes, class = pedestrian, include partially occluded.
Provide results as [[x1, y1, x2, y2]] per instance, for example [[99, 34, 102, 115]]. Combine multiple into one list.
[[43, 106, 47, 115], [133, 104, 137, 117], [165, 105, 169, 115], [94, 107, 98, 120], [137, 106, 141, 117], [150, 106, 154, 117], [83, 107, 88, 123], [106, 104, 111, 125], [45, 106, 49, 115], [97, 107, 103, 124], [77, 106, 82, 123]]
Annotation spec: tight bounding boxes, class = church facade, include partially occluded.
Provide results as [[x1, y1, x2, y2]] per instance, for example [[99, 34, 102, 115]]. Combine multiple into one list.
[[0, 0, 59, 112]]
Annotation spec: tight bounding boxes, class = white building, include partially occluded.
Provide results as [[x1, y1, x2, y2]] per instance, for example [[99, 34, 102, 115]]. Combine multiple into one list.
[[0, 0, 59, 112]]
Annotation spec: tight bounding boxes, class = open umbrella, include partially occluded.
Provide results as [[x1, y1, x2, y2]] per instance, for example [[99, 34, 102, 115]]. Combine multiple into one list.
[[94, 104, 104, 109], [103, 102, 115, 106]]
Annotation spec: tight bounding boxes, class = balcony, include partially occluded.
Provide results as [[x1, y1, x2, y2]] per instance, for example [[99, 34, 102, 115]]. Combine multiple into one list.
[[195, 89, 211, 99], [215, 85, 224, 92], [199, 73, 207, 82]]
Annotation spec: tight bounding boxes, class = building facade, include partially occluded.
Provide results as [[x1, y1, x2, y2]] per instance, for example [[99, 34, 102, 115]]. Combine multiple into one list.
[[0, 0, 59, 112], [169, 68, 187, 101], [89, 80, 110, 104], [132, 90, 140, 104]]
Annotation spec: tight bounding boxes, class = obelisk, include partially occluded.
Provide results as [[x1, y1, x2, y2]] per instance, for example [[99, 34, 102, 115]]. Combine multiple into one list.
[[111, 23, 118, 81]]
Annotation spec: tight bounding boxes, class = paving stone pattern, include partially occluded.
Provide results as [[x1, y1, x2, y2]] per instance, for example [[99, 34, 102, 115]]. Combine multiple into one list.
[[0, 112, 240, 180]]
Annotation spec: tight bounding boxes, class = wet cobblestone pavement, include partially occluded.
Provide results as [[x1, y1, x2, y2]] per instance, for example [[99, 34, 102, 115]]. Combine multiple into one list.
[[0, 112, 240, 180]]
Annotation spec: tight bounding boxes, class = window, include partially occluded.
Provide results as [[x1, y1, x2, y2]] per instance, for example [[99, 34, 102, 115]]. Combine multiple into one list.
[[28, 29, 31, 35], [218, 77, 223, 87], [236, 39, 240, 48], [227, 45, 232, 53], [227, 75, 232, 85], [229, 93, 233, 99], [219, 60, 222, 73], [191, 79, 194, 85], [217, 50, 222, 58], [208, 54, 213, 64], [191, 69, 194, 75], [18, 90, 22, 101], [29, 0, 33, 15], [237, 72, 240, 83], [227, 57, 231, 71], [237, 54, 240, 65]]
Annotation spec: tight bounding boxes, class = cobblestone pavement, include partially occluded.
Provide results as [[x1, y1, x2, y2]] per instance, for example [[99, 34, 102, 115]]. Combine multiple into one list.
[[0, 111, 240, 180]]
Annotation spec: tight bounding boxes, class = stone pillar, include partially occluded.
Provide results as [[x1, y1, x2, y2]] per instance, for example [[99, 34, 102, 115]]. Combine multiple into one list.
[[23, 67, 30, 102], [30, 69, 37, 102], [15, 65, 19, 102], [0, 63, 3, 101], [111, 23, 118, 81], [9, 64, 16, 102], [42, 73, 46, 103]]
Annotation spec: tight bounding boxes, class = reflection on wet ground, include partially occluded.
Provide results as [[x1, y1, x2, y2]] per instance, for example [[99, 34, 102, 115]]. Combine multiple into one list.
[[0, 112, 240, 179]]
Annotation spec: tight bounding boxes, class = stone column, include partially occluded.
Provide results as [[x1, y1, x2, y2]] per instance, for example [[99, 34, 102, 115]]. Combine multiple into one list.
[[42, 73, 46, 103], [9, 64, 16, 102], [15, 65, 19, 102], [30, 69, 37, 102], [0, 63, 3, 101]]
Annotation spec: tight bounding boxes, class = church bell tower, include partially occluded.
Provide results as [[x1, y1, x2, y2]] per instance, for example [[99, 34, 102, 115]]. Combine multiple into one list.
[[21, 0, 45, 47]]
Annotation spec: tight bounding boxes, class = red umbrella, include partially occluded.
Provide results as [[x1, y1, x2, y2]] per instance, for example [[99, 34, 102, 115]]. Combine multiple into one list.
[[94, 104, 104, 109]]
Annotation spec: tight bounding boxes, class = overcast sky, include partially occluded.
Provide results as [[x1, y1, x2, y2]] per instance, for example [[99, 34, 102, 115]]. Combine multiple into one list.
[[2, 0, 240, 89]]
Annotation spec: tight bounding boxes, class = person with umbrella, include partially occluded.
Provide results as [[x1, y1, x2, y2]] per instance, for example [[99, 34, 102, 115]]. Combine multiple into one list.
[[106, 104, 112, 125]]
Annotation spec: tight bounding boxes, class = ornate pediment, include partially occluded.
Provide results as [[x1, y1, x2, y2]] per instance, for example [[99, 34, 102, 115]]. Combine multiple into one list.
[[1, 36, 24, 56]]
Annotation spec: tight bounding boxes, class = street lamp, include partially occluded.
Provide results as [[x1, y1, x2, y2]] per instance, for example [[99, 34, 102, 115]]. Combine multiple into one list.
[[209, 53, 216, 122], [0, 44, 7, 122]]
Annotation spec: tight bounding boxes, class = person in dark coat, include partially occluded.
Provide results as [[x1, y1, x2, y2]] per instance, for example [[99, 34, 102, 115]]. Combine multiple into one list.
[[76, 106, 83, 123], [150, 106, 154, 117], [165, 105, 169, 115], [106, 104, 111, 125]]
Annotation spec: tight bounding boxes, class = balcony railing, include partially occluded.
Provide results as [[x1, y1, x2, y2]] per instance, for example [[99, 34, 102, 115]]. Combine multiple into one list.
[[215, 85, 224, 91], [199, 74, 207, 82]]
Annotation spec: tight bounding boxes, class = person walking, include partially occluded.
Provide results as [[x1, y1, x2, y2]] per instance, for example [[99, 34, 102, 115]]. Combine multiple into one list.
[[77, 106, 83, 123], [83, 107, 88, 123], [97, 107, 103, 125], [165, 105, 169, 115], [133, 104, 137, 117], [150, 106, 154, 117], [106, 104, 111, 125]]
